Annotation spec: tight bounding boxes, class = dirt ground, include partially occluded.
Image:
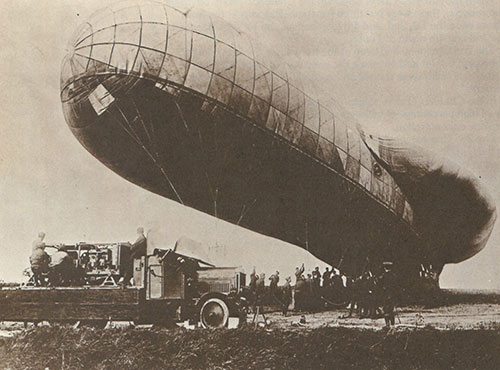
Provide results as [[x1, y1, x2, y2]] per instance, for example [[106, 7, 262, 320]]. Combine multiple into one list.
[[1, 301, 500, 336], [256, 303, 500, 331]]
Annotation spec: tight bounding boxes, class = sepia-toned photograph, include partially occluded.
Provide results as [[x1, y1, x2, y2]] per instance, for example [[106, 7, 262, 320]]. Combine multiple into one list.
[[0, 0, 499, 368]]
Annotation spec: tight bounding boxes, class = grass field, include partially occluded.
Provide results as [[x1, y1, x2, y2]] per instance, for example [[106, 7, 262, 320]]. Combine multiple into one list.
[[0, 325, 499, 369]]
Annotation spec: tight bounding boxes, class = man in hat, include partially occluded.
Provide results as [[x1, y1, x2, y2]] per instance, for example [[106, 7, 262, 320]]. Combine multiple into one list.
[[121, 227, 147, 285], [312, 267, 321, 286], [130, 227, 147, 259], [269, 270, 280, 297], [294, 272, 306, 311], [312, 267, 321, 300], [281, 276, 292, 316], [346, 275, 360, 317], [305, 273, 316, 310], [249, 266, 257, 292], [295, 263, 305, 285], [247, 267, 258, 311], [256, 272, 266, 301], [359, 271, 374, 318], [379, 262, 397, 326], [322, 267, 331, 288], [332, 268, 344, 289]]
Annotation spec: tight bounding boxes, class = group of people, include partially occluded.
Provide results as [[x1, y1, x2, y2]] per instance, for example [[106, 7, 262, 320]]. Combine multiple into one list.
[[247, 268, 293, 316], [246, 261, 398, 326], [28, 228, 148, 287], [29, 232, 77, 286], [294, 264, 348, 311], [246, 264, 348, 316], [346, 262, 398, 326]]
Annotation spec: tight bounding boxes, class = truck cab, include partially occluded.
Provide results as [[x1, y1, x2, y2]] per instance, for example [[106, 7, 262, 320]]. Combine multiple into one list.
[[137, 248, 246, 328]]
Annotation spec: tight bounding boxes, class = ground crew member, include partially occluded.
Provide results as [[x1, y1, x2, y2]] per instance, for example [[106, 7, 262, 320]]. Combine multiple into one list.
[[30, 243, 50, 286], [294, 273, 306, 311], [359, 271, 371, 318], [254, 272, 266, 308], [379, 262, 397, 327], [256, 273, 265, 297], [306, 273, 314, 293], [282, 276, 292, 316], [312, 267, 321, 286], [295, 263, 305, 285], [331, 270, 344, 302], [130, 227, 147, 259], [122, 227, 147, 285], [269, 270, 279, 295], [346, 275, 357, 317], [249, 266, 257, 292], [331, 270, 343, 288], [322, 267, 331, 288], [312, 267, 321, 299], [32, 232, 46, 252], [364, 273, 378, 318], [247, 267, 258, 311], [305, 273, 315, 310]]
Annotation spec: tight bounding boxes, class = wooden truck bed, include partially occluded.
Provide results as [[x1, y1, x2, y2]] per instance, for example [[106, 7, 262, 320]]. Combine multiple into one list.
[[0, 287, 144, 322]]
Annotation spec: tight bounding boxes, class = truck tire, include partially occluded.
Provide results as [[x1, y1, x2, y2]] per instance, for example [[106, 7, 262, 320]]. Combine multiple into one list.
[[200, 297, 229, 328]]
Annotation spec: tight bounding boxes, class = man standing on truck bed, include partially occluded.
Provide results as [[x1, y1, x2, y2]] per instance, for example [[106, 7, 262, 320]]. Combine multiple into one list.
[[121, 227, 147, 285], [130, 227, 147, 258]]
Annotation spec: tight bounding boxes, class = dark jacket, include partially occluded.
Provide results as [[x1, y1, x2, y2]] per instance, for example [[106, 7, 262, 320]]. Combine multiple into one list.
[[269, 274, 279, 288], [295, 277, 306, 292], [322, 270, 331, 286], [282, 281, 292, 304], [332, 274, 344, 288], [379, 270, 397, 303], [295, 265, 304, 284], [249, 271, 257, 291], [256, 276, 266, 298], [130, 234, 147, 259]]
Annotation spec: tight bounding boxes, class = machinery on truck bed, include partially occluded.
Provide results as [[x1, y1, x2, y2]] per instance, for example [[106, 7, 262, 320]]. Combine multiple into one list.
[[24, 242, 132, 287], [1, 244, 247, 329]]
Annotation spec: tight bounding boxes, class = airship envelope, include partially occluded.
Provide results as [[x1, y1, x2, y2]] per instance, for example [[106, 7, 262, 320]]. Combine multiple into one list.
[[60, 1, 496, 285]]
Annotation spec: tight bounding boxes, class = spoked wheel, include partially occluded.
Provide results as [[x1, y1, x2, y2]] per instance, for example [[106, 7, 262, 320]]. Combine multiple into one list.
[[200, 298, 229, 328]]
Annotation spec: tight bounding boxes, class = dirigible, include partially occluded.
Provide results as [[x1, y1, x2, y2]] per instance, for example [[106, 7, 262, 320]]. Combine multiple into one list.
[[60, 0, 496, 288]]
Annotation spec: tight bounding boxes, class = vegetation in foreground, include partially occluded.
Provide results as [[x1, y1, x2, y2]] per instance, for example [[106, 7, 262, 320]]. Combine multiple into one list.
[[0, 325, 499, 369]]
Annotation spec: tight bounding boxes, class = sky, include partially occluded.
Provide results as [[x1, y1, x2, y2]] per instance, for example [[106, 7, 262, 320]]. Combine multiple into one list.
[[0, 0, 499, 288]]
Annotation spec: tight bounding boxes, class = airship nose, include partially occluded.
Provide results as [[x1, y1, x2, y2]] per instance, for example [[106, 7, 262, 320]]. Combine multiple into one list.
[[60, 1, 188, 127]]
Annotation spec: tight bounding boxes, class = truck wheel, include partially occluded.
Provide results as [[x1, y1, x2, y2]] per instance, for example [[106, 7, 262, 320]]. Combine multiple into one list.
[[200, 298, 229, 328]]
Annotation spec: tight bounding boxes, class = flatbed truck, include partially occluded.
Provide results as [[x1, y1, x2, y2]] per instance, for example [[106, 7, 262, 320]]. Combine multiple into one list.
[[0, 248, 247, 329]]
